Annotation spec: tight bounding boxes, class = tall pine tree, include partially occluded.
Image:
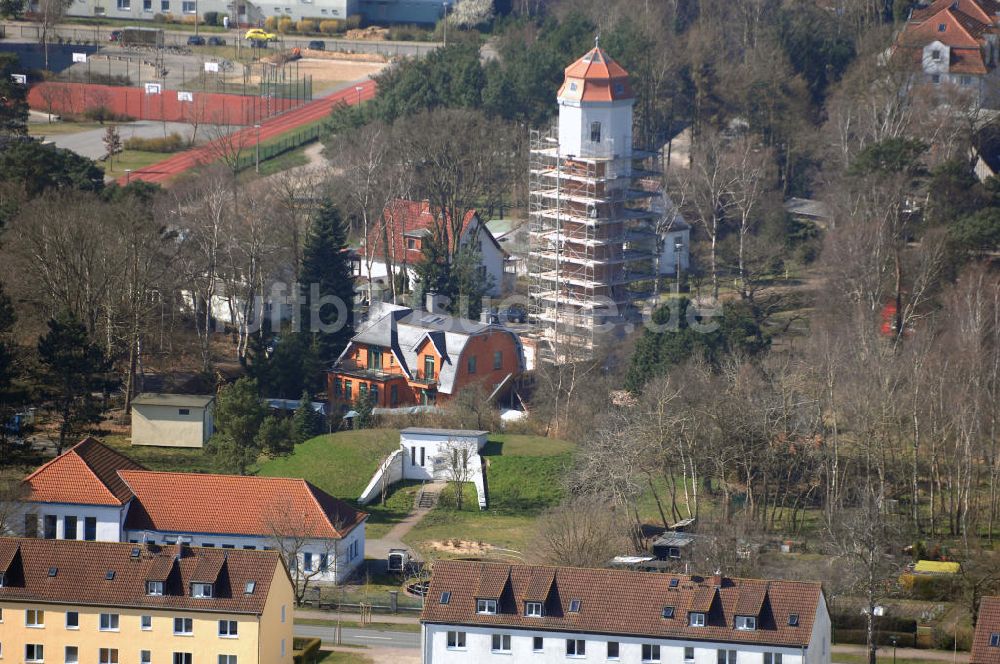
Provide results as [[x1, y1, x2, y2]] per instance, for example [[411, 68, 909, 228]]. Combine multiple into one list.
[[299, 199, 355, 368]]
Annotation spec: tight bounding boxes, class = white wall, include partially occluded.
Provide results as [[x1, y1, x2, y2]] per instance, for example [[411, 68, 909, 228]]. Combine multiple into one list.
[[22, 502, 126, 541], [424, 623, 812, 664], [557, 99, 634, 159], [124, 523, 366, 584], [460, 222, 506, 297], [658, 228, 691, 274], [806, 592, 832, 664], [131, 403, 212, 448], [359, 449, 406, 505], [399, 431, 489, 509]]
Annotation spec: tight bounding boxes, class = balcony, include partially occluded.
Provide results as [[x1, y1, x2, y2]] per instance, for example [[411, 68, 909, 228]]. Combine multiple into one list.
[[334, 366, 400, 382], [409, 370, 437, 385]]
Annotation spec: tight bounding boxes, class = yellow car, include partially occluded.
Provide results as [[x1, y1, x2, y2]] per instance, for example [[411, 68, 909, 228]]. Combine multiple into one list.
[[244, 28, 277, 41]]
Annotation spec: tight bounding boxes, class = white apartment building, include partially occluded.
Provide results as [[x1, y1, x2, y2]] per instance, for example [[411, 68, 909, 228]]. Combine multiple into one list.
[[421, 561, 831, 664]]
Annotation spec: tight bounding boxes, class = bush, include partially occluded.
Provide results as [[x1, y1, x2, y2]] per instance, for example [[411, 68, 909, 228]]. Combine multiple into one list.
[[932, 625, 973, 651], [203, 10, 218, 25], [903, 574, 959, 601], [123, 133, 185, 152], [264, 16, 277, 31], [180, 14, 197, 24], [277, 17, 294, 33], [319, 19, 341, 34], [831, 611, 917, 634], [83, 106, 133, 123], [296, 19, 316, 33], [388, 24, 429, 41]]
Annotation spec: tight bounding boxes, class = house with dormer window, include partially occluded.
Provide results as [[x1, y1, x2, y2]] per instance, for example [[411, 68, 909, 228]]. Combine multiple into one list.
[[895, 0, 1000, 106], [972, 596, 1000, 664], [0, 538, 292, 664], [420, 561, 831, 664]]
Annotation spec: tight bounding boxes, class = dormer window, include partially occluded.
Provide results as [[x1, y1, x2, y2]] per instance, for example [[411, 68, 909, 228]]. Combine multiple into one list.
[[568, 599, 582, 613], [476, 598, 497, 614], [662, 606, 675, 619], [525, 602, 543, 617], [191, 582, 213, 598], [146, 581, 163, 596], [788, 614, 799, 627], [938, 23, 946, 31], [736, 616, 756, 630], [689, 612, 706, 627], [244, 581, 256, 595]]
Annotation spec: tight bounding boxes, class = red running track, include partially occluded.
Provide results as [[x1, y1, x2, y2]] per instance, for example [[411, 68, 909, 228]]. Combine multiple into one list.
[[119, 79, 376, 185]]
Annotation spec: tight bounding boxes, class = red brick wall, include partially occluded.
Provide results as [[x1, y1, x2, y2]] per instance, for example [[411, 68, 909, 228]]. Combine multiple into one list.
[[28, 82, 299, 125]]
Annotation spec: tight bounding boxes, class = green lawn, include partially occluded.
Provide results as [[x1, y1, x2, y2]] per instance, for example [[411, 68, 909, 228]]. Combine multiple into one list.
[[100, 435, 219, 473], [103, 149, 172, 180], [28, 120, 104, 136], [255, 144, 310, 176], [256, 429, 399, 499], [313, 651, 373, 664], [404, 433, 576, 559]]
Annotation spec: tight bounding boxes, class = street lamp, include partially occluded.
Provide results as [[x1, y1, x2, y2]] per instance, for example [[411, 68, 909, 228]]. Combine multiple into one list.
[[442, 2, 449, 46], [355, 85, 363, 106], [125, 168, 132, 184], [890, 636, 898, 664], [674, 237, 683, 295], [254, 124, 261, 174]]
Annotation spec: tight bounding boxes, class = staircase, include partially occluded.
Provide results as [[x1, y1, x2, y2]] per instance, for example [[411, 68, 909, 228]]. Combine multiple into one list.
[[415, 484, 439, 509]]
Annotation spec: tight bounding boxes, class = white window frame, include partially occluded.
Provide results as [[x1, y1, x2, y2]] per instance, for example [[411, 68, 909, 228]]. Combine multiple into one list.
[[147, 580, 164, 596], [643, 644, 662, 663], [141, 615, 152, 630], [98, 648, 118, 664], [140, 651, 151, 664], [181, 0, 195, 12], [65, 611, 78, 629], [116, 0, 130, 9], [566, 639, 586, 657], [173, 654, 192, 664], [99, 613, 120, 631], [65, 646, 79, 664], [477, 598, 498, 614], [525, 601, 543, 617], [26, 609, 45, 627], [174, 617, 193, 635], [446, 631, 466, 649], [192, 582, 213, 598], [608, 641, 620, 660], [491, 633, 512, 653], [26, 644, 44, 663], [218, 656, 237, 664], [533, 637, 544, 652], [736, 615, 757, 630], [684, 646, 695, 662], [219, 620, 238, 637], [689, 612, 706, 627]]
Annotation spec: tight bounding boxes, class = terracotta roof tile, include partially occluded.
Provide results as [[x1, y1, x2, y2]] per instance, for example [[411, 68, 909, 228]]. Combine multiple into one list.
[[972, 596, 1000, 664], [422, 561, 823, 645], [362, 199, 482, 264], [24, 438, 145, 506], [119, 470, 367, 540], [734, 581, 769, 616], [558, 46, 634, 102], [523, 567, 555, 602], [0, 538, 281, 615], [690, 584, 718, 613], [912, 0, 1000, 25], [476, 563, 511, 598]]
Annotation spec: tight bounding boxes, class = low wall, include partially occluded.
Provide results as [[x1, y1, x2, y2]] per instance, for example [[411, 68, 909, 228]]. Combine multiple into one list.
[[358, 448, 404, 505], [28, 81, 299, 125]]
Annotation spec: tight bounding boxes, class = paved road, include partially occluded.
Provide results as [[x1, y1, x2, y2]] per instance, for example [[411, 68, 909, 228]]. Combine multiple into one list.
[[31, 119, 233, 160], [1, 20, 440, 57], [294, 624, 421, 649]]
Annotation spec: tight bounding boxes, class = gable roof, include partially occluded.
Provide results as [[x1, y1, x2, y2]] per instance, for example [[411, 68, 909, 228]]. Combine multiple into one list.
[[119, 470, 367, 540], [0, 538, 282, 615], [972, 596, 1000, 664], [341, 304, 521, 394], [422, 560, 823, 647], [363, 199, 491, 264], [912, 0, 1000, 25], [558, 45, 635, 103], [24, 438, 145, 506], [131, 393, 215, 408]]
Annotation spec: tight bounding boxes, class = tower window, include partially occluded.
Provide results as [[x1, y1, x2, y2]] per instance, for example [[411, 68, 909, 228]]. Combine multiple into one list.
[[590, 121, 602, 143]]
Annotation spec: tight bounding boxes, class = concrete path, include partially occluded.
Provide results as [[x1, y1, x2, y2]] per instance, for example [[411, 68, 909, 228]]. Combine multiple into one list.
[[366, 481, 447, 561]]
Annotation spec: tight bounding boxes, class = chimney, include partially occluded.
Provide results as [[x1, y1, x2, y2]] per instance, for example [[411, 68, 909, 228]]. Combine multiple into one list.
[[425, 292, 449, 315], [712, 569, 723, 587], [480, 308, 498, 325]]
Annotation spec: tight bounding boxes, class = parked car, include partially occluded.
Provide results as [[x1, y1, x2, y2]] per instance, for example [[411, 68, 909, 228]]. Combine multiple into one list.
[[207, 36, 226, 46], [108, 30, 122, 42], [499, 305, 528, 324], [186, 35, 205, 46], [307, 40, 326, 50], [244, 28, 277, 42]]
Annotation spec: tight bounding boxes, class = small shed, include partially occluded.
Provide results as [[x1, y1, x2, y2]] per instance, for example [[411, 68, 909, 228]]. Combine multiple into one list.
[[131, 393, 215, 448], [652, 532, 696, 561]]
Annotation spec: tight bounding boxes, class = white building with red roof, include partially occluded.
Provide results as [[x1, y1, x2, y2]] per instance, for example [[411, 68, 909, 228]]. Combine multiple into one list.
[[421, 560, 831, 664], [21, 438, 367, 584], [360, 198, 513, 297], [898, 0, 1000, 105]]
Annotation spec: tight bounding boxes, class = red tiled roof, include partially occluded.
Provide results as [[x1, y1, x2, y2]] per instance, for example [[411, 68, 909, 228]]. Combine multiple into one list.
[[972, 596, 1000, 664], [0, 538, 282, 615], [422, 561, 823, 646], [119, 470, 367, 540], [558, 46, 634, 102], [950, 48, 990, 73], [903, 8, 990, 48], [362, 199, 480, 264], [24, 438, 145, 506], [912, 0, 1000, 25]]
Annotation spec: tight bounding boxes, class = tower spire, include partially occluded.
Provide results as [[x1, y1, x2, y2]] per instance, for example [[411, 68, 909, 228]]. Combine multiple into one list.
[[594, 33, 600, 48]]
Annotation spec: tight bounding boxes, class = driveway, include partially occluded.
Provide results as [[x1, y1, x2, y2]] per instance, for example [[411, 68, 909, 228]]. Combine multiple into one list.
[[366, 481, 447, 562]]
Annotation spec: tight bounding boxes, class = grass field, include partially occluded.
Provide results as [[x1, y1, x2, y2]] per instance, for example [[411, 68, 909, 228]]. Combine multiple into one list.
[[255, 143, 310, 176], [103, 149, 171, 180], [100, 434, 219, 473], [404, 433, 576, 558], [28, 120, 104, 135]]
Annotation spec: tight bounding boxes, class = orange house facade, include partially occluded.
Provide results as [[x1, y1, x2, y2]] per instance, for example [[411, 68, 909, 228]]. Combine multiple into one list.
[[327, 302, 525, 410]]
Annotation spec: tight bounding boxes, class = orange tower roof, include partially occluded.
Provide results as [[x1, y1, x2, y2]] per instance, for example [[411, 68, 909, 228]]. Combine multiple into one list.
[[558, 42, 634, 103]]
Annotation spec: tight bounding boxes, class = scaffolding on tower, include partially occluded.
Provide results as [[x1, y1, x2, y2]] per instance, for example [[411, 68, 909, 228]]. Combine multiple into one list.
[[528, 126, 667, 363]]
